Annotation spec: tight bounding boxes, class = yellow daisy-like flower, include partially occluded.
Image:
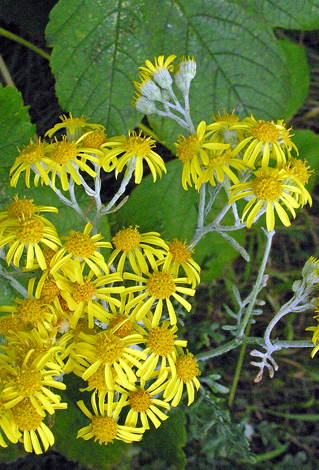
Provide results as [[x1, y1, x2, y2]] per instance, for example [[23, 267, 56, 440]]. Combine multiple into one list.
[[101, 130, 166, 184], [50, 222, 111, 278], [0, 194, 58, 226], [0, 214, 61, 270], [77, 396, 144, 444], [119, 375, 170, 430], [138, 54, 176, 89], [11, 397, 63, 454], [232, 115, 295, 169], [159, 239, 200, 288], [123, 265, 195, 326], [1, 348, 66, 414], [9, 138, 51, 188], [175, 121, 230, 190], [44, 135, 103, 191], [163, 348, 201, 406], [280, 157, 313, 207], [109, 226, 168, 275], [76, 328, 146, 390], [81, 129, 107, 149], [206, 109, 242, 143], [137, 316, 187, 381], [195, 147, 251, 190], [45, 113, 105, 139], [54, 269, 124, 329], [228, 167, 302, 231]]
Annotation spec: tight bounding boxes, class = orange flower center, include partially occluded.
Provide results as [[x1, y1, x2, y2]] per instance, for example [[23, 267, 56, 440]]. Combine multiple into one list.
[[87, 364, 116, 391], [91, 416, 118, 444], [40, 280, 60, 304], [51, 139, 78, 163], [65, 232, 96, 257], [251, 121, 280, 142], [109, 314, 133, 338], [124, 131, 155, 156], [112, 226, 141, 252], [252, 174, 282, 201], [7, 197, 36, 219], [16, 299, 45, 326], [12, 398, 43, 431], [15, 366, 41, 396], [95, 332, 124, 364], [19, 140, 46, 163], [175, 135, 199, 163], [176, 353, 200, 383], [146, 272, 176, 299], [148, 326, 176, 356], [168, 239, 192, 263], [15, 216, 44, 243], [82, 130, 107, 148], [73, 280, 96, 303], [129, 390, 152, 412]]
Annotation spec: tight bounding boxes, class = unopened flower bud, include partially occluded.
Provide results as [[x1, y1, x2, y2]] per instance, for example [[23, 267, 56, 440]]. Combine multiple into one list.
[[134, 96, 157, 114], [174, 56, 196, 94]]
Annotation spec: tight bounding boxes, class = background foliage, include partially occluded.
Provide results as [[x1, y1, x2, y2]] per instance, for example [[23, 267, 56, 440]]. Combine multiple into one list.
[[1, 0, 319, 468]]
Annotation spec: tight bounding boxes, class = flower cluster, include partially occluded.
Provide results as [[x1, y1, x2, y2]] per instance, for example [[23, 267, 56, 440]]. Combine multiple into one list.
[[133, 55, 312, 232], [0, 191, 201, 453]]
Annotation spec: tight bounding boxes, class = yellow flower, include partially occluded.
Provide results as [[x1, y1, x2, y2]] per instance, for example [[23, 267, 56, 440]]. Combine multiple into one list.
[[137, 316, 187, 381], [123, 265, 195, 326], [228, 167, 302, 231], [163, 349, 201, 406], [280, 157, 313, 207], [54, 269, 124, 329], [206, 109, 242, 143], [9, 138, 51, 188], [45, 113, 105, 140], [1, 348, 66, 414], [81, 129, 107, 149], [101, 130, 166, 184], [159, 239, 200, 288], [75, 328, 146, 390], [50, 222, 111, 278], [0, 194, 58, 225], [120, 377, 170, 430], [44, 135, 103, 191], [77, 395, 144, 444], [195, 148, 251, 190], [174, 121, 230, 190], [11, 398, 63, 454], [109, 226, 168, 275], [138, 54, 176, 89], [232, 115, 296, 169], [0, 214, 61, 270]]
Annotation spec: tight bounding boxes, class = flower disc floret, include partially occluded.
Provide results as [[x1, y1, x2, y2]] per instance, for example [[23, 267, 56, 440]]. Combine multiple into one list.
[[95, 332, 124, 364], [251, 121, 280, 142], [129, 390, 152, 412], [169, 239, 192, 263], [108, 314, 133, 338], [15, 217, 44, 244], [175, 135, 199, 163], [91, 416, 118, 444], [15, 367, 41, 396], [81, 129, 107, 148], [73, 280, 96, 303], [252, 174, 282, 200], [12, 399, 43, 431], [112, 226, 141, 252], [9, 139, 50, 188], [146, 272, 176, 299], [7, 197, 36, 219], [148, 327, 176, 356], [176, 352, 200, 383]]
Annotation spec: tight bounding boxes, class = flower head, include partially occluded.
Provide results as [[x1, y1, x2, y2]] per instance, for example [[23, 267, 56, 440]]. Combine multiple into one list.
[[45, 113, 105, 140], [228, 167, 302, 231], [174, 55, 196, 94], [109, 226, 168, 275], [139, 55, 176, 89], [9, 138, 51, 188], [101, 130, 166, 184], [163, 349, 201, 406], [280, 157, 313, 207]]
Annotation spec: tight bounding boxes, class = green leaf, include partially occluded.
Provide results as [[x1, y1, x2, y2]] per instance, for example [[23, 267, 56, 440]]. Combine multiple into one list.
[[116, 159, 244, 281], [139, 408, 187, 470], [46, 0, 316, 147], [0, 84, 35, 166], [292, 129, 319, 193], [259, 0, 319, 30], [277, 39, 309, 119], [46, 0, 142, 134]]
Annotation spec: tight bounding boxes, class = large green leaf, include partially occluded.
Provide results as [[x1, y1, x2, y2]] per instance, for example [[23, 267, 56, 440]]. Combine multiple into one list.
[[116, 159, 245, 281], [0, 84, 35, 166], [46, 0, 316, 142]]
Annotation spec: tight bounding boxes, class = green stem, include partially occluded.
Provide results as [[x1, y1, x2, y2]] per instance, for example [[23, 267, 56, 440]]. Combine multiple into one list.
[[228, 323, 251, 407], [0, 27, 51, 61]]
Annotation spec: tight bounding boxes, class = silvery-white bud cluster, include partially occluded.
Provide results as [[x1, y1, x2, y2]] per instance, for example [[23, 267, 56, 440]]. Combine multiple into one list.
[[174, 57, 197, 95]]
